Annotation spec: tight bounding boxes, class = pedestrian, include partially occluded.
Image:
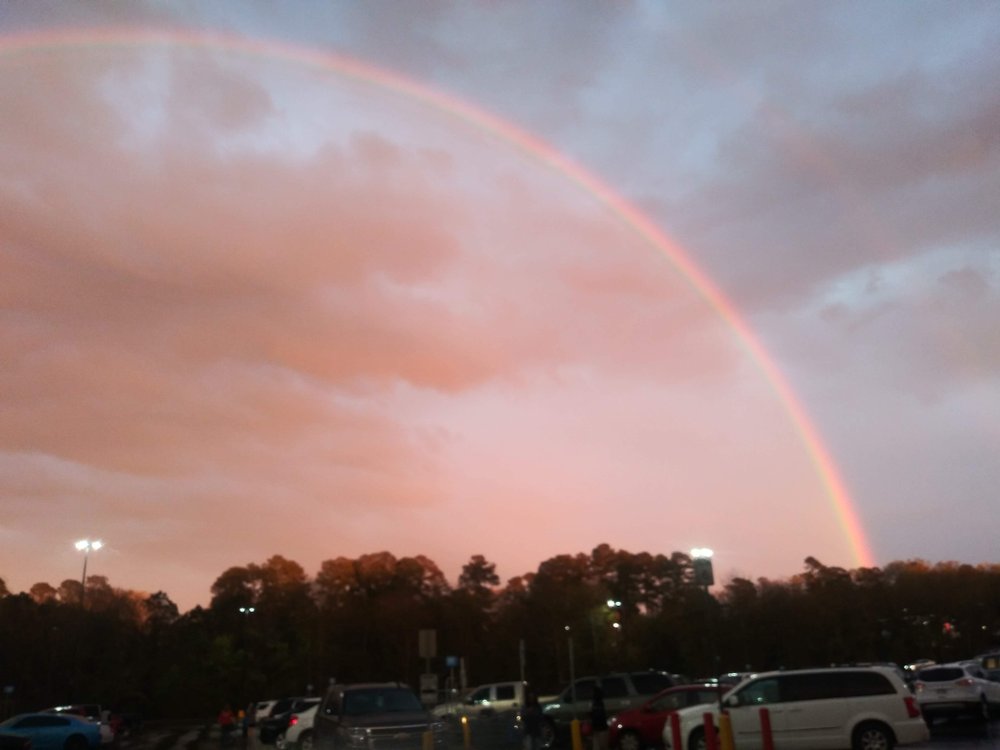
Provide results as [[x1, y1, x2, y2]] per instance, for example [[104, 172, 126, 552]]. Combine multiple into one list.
[[218, 705, 235, 746], [521, 689, 543, 750], [589, 686, 608, 750]]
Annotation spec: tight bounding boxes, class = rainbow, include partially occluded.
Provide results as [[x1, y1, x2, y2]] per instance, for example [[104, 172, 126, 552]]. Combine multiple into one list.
[[0, 26, 876, 568]]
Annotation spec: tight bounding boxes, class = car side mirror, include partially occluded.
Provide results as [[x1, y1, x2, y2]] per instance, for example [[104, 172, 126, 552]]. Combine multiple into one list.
[[724, 695, 740, 708]]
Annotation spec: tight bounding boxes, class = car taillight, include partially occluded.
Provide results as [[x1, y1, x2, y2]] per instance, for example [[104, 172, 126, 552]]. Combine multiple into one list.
[[289, 716, 299, 726], [904, 696, 921, 718], [956, 678, 975, 687]]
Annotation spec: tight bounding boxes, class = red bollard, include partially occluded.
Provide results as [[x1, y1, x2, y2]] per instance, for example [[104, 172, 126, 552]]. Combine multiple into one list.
[[703, 713, 718, 750], [669, 712, 683, 750], [759, 707, 774, 750]]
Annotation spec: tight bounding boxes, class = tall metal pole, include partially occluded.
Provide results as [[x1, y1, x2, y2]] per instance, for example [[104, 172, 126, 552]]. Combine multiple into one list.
[[80, 548, 89, 606]]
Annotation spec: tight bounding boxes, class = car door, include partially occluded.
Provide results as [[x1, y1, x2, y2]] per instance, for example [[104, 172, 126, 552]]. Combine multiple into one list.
[[776, 673, 851, 748], [638, 689, 685, 745], [600, 677, 632, 715], [15, 716, 68, 750], [725, 677, 785, 750]]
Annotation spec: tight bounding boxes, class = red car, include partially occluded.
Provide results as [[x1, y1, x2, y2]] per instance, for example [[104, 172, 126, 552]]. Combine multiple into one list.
[[607, 683, 724, 750]]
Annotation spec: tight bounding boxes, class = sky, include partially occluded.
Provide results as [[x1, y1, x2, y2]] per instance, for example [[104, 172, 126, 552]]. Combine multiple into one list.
[[1, 2, 998, 612]]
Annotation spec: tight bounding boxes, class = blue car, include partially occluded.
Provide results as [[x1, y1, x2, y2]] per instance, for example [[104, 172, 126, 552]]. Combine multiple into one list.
[[0, 714, 100, 750]]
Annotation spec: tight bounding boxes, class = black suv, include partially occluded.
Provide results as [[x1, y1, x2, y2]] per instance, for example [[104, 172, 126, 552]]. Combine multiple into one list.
[[313, 683, 440, 750]]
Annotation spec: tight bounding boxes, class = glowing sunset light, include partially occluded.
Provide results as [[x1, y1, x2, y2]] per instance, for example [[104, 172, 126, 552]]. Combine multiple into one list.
[[1, 5, 996, 610]]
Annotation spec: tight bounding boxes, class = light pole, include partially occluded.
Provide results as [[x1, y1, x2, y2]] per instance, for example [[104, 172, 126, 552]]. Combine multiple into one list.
[[690, 548, 718, 687], [75, 539, 103, 606]]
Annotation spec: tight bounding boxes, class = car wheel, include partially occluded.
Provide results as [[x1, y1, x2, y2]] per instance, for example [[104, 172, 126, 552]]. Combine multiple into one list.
[[977, 698, 990, 722], [687, 728, 706, 750], [540, 720, 556, 749], [618, 730, 642, 750], [64, 735, 89, 750], [298, 732, 313, 750], [852, 721, 894, 750], [276, 732, 287, 750]]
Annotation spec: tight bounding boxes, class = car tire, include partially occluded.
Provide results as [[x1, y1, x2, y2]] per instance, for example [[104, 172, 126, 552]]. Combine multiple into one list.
[[297, 732, 313, 750], [276, 732, 287, 750], [687, 728, 706, 750], [977, 698, 989, 722], [851, 721, 894, 750], [540, 719, 556, 749], [64, 736, 89, 750], [618, 730, 642, 750]]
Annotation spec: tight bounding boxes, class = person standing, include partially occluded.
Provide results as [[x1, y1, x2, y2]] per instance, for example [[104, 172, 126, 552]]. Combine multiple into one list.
[[218, 705, 235, 746], [589, 686, 608, 750], [522, 689, 543, 750]]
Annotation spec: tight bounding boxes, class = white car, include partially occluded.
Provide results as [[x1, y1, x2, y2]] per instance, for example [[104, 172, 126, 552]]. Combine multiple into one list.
[[664, 666, 929, 750], [252, 699, 281, 726], [432, 681, 527, 720], [913, 661, 1000, 723], [276, 703, 317, 750]]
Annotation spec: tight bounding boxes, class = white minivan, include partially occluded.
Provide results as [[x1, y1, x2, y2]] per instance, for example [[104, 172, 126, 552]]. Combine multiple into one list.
[[664, 666, 929, 750]]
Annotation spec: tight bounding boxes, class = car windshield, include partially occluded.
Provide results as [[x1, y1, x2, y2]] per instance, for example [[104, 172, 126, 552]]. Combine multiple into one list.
[[343, 688, 423, 716]]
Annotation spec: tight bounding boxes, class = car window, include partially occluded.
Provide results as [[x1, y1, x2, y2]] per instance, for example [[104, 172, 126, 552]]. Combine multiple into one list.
[[839, 671, 896, 696], [496, 685, 515, 701], [917, 667, 964, 682], [736, 678, 780, 705], [629, 673, 674, 695], [602, 677, 628, 699], [692, 690, 720, 706], [343, 688, 422, 715], [649, 692, 684, 712], [571, 679, 597, 702], [469, 687, 490, 703], [18, 717, 69, 728]]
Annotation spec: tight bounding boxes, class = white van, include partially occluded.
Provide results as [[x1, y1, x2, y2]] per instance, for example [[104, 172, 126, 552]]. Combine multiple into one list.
[[664, 666, 929, 750]]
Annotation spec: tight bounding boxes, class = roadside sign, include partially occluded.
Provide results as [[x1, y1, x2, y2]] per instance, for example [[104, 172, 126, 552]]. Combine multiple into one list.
[[420, 673, 438, 706], [419, 629, 437, 659]]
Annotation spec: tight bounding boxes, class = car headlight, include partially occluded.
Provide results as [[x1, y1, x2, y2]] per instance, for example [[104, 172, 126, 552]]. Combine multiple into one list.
[[345, 727, 369, 747]]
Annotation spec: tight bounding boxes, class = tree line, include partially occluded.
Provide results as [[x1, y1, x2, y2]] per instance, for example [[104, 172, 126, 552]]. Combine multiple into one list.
[[1, 547, 999, 720]]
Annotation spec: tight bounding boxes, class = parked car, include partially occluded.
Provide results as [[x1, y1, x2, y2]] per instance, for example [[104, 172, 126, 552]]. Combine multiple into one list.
[[277, 703, 318, 750], [251, 700, 281, 727], [0, 713, 101, 750], [260, 699, 320, 745], [663, 666, 928, 750], [313, 682, 443, 750], [913, 661, 1000, 723], [38, 707, 111, 746], [433, 681, 530, 720], [541, 671, 684, 748], [608, 684, 724, 750]]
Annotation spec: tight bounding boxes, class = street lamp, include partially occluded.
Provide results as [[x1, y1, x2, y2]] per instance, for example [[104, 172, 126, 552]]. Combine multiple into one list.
[[75, 539, 103, 606]]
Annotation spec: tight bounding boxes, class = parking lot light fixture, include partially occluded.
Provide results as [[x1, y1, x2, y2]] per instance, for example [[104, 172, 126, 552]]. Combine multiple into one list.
[[75, 539, 103, 606]]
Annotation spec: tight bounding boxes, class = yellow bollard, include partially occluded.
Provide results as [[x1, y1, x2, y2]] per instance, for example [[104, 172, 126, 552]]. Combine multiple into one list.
[[718, 712, 734, 750], [462, 716, 471, 750], [570, 719, 584, 750], [423, 729, 435, 750]]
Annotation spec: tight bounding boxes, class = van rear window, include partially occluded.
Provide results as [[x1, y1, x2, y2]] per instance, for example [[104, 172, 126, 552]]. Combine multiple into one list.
[[917, 667, 964, 682], [780, 671, 894, 701]]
